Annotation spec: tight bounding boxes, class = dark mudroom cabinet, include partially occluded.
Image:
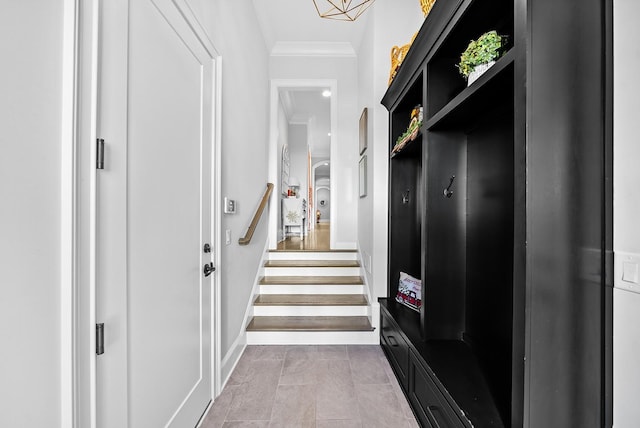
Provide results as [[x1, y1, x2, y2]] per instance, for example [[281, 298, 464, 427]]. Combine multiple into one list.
[[380, 0, 613, 427]]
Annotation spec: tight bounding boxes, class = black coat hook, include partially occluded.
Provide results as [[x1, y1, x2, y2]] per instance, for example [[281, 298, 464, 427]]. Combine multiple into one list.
[[443, 175, 455, 198], [402, 189, 410, 204]]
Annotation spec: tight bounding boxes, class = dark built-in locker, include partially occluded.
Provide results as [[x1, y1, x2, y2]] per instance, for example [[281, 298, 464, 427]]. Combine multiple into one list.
[[380, 0, 612, 427]]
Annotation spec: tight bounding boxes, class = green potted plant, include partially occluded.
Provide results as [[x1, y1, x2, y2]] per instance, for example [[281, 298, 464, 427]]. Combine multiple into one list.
[[457, 30, 505, 85]]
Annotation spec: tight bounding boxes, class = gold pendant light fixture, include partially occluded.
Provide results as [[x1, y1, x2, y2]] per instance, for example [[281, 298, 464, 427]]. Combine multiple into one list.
[[312, 0, 375, 21]]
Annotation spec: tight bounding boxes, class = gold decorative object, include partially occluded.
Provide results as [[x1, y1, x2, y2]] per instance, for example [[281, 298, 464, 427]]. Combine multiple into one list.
[[387, 1, 437, 85], [420, 0, 436, 17], [312, 0, 375, 21], [388, 32, 418, 85]]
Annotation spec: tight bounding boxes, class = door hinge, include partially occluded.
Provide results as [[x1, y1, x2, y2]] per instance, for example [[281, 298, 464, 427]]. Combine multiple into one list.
[[96, 138, 105, 170], [96, 323, 104, 355]]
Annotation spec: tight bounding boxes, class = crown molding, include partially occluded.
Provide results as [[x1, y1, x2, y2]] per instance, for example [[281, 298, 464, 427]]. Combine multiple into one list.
[[271, 41, 356, 57]]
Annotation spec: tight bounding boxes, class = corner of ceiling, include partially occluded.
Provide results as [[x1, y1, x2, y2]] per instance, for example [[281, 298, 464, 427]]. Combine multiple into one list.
[[270, 41, 357, 58]]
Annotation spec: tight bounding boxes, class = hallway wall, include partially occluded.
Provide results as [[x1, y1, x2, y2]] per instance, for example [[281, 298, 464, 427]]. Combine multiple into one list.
[[0, 3, 67, 426], [356, 2, 425, 301], [613, 0, 640, 425], [270, 56, 358, 249], [2, 0, 270, 424], [197, 0, 271, 373], [276, 100, 288, 242]]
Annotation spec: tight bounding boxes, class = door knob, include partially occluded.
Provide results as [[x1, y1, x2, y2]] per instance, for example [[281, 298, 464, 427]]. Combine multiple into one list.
[[204, 262, 215, 277]]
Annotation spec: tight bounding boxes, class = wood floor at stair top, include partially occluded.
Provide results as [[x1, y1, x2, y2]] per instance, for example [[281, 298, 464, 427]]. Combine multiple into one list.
[[259, 276, 363, 285], [254, 294, 368, 306], [264, 260, 360, 268], [246, 316, 374, 331]]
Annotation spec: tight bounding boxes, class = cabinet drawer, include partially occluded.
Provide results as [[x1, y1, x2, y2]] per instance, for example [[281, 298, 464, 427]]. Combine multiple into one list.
[[409, 350, 464, 428], [380, 311, 409, 389]]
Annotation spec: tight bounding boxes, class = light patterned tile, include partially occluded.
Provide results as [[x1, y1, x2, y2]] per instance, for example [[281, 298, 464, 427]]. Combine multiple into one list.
[[315, 360, 359, 421], [380, 359, 415, 420], [316, 345, 348, 360], [269, 384, 316, 427], [316, 420, 362, 428], [285, 345, 320, 360], [280, 358, 321, 385], [221, 422, 270, 428], [200, 385, 236, 428], [244, 345, 287, 360], [227, 355, 253, 386], [226, 360, 283, 421], [346, 345, 385, 361], [355, 384, 408, 428], [349, 356, 390, 385], [406, 417, 420, 427]]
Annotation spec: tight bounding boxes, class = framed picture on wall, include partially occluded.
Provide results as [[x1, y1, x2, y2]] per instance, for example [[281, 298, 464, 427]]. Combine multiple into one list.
[[359, 107, 368, 155], [359, 155, 367, 198]]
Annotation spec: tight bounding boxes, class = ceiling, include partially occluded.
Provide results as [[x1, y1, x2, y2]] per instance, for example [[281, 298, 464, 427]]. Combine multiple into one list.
[[254, 0, 373, 161], [280, 88, 331, 159], [252, 0, 372, 54]]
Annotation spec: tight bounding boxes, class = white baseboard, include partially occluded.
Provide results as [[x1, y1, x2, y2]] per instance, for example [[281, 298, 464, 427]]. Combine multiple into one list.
[[246, 330, 379, 345], [219, 333, 246, 393], [218, 240, 270, 394], [334, 241, 357, 250]]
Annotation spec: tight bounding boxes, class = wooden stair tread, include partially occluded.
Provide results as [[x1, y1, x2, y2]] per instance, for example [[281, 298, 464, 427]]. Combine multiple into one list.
[[264, 260, 360, 268], [246, 316, 374, 332], [254, 294, 368, 306], [259, 276, 364, 285]]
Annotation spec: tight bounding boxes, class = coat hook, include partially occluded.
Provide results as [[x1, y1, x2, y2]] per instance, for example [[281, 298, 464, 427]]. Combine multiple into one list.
[[443, 175, 455, 198], [402, 189, 410, 204]]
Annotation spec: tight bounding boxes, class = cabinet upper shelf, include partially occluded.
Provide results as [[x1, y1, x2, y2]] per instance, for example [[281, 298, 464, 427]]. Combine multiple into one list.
[[426, 48, 515, 131]]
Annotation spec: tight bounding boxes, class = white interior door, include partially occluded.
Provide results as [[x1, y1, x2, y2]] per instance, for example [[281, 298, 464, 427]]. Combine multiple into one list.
[[96, 0, 216, 426]]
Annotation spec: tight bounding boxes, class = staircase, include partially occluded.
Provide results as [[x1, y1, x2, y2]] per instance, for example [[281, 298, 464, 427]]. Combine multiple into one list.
[[246, 250, 377, 345]]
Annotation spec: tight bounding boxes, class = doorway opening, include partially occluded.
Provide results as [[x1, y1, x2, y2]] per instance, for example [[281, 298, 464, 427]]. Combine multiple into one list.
[[268, 79, 337, 251]]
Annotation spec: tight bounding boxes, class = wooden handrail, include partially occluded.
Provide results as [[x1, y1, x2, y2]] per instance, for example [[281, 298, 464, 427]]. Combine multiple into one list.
[[238, 183, 274, 245]]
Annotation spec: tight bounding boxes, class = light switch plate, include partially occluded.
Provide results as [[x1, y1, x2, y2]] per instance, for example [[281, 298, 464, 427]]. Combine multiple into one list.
[[623, 261, 639, 283], [224, 197, 236, 214], [615, 252, 640, 294]]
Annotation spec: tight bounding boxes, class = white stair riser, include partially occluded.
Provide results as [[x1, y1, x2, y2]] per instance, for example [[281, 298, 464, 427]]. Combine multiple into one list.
[[259, 284, 364, 295], [246, 330, 378, 345], [268, 252, 357, 261], [264, 267, 360, 276], [253, 305, 369, 317]]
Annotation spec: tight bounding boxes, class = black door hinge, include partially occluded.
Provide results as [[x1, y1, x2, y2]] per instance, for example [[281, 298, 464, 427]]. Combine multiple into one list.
[[96, 323, 104, 355], [96, 138, 105, 170]]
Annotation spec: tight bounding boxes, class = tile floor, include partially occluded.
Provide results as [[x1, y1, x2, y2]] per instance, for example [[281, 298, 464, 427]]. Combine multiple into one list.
[[200, 345, 419, 428]]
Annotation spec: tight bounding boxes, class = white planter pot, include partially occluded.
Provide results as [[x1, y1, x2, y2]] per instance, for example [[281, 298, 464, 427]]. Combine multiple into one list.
[[467, 60, 496, 86]]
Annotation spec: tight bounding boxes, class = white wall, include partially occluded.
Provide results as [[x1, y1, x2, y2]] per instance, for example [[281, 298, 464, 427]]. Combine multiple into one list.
[[317, 187, 331, 221], [199, 0, 271, 365], [0, 2, 65, 426], [270, 57, 359, 248], [276, 100, 288, 242], [356, 1, 425, 300], [613, 1, 640, 426], [288, 123, 309, 199]]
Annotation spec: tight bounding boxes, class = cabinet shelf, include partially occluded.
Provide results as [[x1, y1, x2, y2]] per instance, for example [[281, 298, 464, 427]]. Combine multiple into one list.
[[391, 132, 423, 159], [426, 48, 515, 131]]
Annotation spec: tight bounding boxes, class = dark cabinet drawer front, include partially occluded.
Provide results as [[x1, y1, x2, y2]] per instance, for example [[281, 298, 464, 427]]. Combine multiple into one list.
[[381, 311, 409, 389], [409, 351, 464, 428]]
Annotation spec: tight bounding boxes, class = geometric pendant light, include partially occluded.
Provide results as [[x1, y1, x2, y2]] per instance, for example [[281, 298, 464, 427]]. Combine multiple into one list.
[[312, 0, 375, 21]]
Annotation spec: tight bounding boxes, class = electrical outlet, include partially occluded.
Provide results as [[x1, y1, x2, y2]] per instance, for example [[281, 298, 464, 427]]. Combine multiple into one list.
[[225, 229, 231, 245]]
